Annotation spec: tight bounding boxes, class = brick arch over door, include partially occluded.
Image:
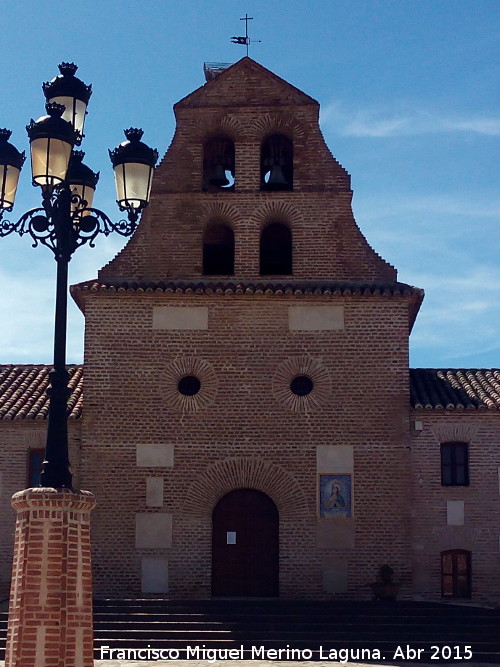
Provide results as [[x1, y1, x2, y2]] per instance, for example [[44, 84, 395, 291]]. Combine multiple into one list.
[[181, 457, 310, 519]]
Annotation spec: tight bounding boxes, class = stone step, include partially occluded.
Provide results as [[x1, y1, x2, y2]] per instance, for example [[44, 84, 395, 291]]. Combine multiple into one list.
[[90, 610, 499, 622], [91, 641, 500, 664], [0, 600, 499, 663], [90, 608, 495, 624], [90, 620, 499, 631], [92, 599, 493, 612]]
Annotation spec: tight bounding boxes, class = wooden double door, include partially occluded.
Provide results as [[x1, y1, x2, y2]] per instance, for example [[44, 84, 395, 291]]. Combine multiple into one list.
[[212, 489, 279, 597]]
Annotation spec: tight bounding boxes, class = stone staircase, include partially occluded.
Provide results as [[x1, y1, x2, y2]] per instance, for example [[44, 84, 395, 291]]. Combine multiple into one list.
[[0, 599, 499, 662]]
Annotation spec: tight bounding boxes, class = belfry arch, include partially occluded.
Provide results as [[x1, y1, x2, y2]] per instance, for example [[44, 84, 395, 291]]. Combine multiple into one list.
[[202, 221, 235, 275]]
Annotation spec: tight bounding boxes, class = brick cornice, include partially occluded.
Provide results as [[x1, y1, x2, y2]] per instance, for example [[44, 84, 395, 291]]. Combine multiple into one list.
[[11, 487, 96, 512], [72, 278, 422, 299], [71, 278, 424, 330]]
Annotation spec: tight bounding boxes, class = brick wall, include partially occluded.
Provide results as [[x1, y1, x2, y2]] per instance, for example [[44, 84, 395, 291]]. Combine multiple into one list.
[[2, 58, 498, 605], [79, 291, 413, 598], [0, 422, 82, 600], [77, 58, 417, 599], [410, 411, 500, 604], [99, 59, 394, 285], [5, 488, 95, 667]]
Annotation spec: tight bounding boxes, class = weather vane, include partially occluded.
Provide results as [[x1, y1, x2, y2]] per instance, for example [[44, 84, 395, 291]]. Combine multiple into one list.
[[231, 14, 261, 57]]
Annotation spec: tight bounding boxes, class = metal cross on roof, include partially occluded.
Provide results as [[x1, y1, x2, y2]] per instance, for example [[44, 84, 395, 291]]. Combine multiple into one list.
[[231, 13, 261, 57]]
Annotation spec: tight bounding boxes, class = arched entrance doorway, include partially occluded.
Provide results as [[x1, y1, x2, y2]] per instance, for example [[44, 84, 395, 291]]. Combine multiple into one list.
[[212, 488, 279, 597]]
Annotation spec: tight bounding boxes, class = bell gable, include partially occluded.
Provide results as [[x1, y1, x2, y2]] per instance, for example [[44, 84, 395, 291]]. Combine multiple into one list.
[[175, 57, 319, 110], [95, 59, 399, 288]]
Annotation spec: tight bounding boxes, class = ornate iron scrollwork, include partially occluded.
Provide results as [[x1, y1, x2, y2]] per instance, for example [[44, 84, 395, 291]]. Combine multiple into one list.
[[0, 183, 139, 260]]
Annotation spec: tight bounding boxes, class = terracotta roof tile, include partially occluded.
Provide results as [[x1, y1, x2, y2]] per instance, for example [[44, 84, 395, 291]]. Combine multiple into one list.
[[71, 279, 424, 332], [70, 279, 424, 331], [72, 278, 423, 299], [411, 369, 500, 410], [1, 365, 498, 420], [0, 365, 83, 420]]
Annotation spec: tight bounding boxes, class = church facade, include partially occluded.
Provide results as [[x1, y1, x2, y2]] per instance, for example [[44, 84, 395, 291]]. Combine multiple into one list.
[[0, 59, 499, 604]]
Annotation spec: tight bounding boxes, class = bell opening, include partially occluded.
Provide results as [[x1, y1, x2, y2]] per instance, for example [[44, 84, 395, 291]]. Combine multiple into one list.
[[261, 133, 293, 192], [203, 136, 235, 191]]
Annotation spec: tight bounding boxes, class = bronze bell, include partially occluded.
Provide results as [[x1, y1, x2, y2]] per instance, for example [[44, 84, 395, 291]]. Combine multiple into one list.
[[209, 164, 230, 187], [266, 164, 288, 190]]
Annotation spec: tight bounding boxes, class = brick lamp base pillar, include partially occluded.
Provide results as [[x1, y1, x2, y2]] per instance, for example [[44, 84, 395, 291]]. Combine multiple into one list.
[[5, 488, 97, 667]]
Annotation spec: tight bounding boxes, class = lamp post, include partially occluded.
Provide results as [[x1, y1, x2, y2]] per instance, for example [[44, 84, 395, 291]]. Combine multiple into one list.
[[1, 63, 158, 667], [0, 63, 158, 490]]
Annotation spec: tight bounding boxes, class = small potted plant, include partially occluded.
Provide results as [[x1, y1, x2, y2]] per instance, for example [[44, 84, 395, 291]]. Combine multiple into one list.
[[369, 564, 400, 601]]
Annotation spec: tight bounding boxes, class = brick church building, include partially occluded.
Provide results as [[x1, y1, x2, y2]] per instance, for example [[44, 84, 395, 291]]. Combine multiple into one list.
[[1, 58, 499, 604]]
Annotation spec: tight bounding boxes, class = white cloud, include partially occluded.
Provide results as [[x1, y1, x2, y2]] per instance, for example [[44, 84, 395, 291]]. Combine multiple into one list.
[[409, 264, 500, 366], [320, 102, 500, 138], [408, 266, 500, 292], [355, 194, 500, 221], [444, 118, 500, 135]]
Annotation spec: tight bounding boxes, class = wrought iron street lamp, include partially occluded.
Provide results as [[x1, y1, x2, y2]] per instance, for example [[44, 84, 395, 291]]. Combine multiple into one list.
[[43, 62, 92, 141], [0, 63, 158, 489]]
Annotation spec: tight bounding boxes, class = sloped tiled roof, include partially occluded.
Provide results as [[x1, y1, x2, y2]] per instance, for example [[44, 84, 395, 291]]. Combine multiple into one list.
[[411, 369, 500, 410], [0, 365, 83, 420], [1, 365, 499, 420]]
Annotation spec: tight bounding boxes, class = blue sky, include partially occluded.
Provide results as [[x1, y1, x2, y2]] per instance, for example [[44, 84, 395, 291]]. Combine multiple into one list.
[[0, 0, 498, 368]]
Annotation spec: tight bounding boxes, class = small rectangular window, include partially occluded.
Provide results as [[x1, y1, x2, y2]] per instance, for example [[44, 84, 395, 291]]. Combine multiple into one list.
[[441, 442, 469, 486], [28, 449, 44, 488]]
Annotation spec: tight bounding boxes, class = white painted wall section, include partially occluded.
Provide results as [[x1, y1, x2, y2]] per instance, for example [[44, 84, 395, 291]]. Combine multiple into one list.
[[317, 445, 354, 473], [153, 306, 208, 330], [289, 305, 344, 331], [447, 500, 465, 526], [136, 444, 174, 467]]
